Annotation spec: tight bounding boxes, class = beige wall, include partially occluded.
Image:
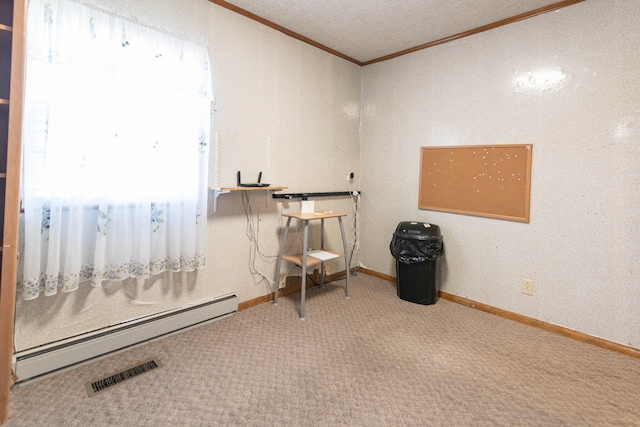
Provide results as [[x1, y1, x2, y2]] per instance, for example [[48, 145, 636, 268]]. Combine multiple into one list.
[[14, 0, 362, 351], [15, 0, 640, 353], [359, 0, 640, 349]]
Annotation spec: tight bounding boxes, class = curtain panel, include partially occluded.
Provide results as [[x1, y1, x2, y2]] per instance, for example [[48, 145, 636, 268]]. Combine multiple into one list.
[[19, 0, 212, 299]]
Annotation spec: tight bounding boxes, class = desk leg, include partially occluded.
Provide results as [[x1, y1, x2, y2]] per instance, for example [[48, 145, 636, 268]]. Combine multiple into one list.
[[319, 218, 325, 287], [300, 220, 309, 320], [338, 217, 350, 299], [274, 216, 292, 305]]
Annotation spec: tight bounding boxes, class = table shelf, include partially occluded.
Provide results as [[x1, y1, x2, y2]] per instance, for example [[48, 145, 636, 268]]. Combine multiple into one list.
[[282, 250, 344, 268]]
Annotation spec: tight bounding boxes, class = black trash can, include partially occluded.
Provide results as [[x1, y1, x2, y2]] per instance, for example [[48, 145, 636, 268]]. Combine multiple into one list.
[[390, 221, 444, 305]]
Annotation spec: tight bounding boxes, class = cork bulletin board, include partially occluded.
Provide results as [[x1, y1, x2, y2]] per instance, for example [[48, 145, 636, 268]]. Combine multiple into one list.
[[418, 144, 532, 222]]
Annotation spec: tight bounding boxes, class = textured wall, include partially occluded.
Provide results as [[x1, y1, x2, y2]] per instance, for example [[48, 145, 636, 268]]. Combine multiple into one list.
[[14, 0, 361, 351], [359, 0, 640, 349], [16, 0, 639, 354]]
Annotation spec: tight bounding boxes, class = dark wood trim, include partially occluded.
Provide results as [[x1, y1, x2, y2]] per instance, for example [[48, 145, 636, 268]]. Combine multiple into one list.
[[237, 265, 639, 359], [437, 291, 640, 360], [1, 0, 26, 422], [362, 0, 586, 65], [357, 267, 394, 282], [238, 294, 272, 312], [239, 267, 640, 359], [209, 0, 584, 67], [357, 268, 640, 360], [238, 269, 354, 312], [208, 0, 363, 66]]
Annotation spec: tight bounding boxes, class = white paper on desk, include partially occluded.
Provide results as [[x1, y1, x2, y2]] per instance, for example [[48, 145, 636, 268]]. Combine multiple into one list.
[[307, 250, 339, 261]]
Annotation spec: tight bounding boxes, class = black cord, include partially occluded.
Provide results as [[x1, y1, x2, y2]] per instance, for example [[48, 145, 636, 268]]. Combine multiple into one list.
[[272, 191, 361, 200]]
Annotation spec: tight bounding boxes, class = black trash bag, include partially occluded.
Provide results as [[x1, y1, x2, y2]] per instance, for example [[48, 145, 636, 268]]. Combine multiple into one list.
[[389, 222, 444, 264]]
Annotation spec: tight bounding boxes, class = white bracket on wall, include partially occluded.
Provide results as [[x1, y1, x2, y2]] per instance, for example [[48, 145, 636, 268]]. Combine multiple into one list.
[[211, 188, 230, 212]]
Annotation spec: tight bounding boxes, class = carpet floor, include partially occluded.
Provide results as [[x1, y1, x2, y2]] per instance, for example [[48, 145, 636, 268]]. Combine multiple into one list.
[[5, 273, 640, 426]]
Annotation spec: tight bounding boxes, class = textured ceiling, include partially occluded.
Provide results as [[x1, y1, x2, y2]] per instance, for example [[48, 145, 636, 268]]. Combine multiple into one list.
[[219, 0, 578, 64]]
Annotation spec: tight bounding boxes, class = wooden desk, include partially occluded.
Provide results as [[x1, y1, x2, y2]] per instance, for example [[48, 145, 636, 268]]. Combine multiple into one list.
[[274, 211, 350, 319]]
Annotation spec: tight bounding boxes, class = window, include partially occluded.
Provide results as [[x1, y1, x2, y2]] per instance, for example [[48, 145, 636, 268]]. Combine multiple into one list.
[[20, 0, 213, 299]]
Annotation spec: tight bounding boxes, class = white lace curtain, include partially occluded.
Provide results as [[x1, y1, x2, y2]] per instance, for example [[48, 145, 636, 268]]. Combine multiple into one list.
[[20, 0, 212, 300]]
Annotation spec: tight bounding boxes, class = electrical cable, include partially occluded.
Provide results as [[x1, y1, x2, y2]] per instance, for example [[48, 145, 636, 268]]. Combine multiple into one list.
[[346, 178, 360, 272], [242, 191, 302, 293], [242, 191, 276, 292], [243, 187, 360, 292]]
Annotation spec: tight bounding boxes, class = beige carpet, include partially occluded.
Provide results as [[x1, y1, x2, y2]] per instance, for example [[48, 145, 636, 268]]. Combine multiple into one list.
[[6, 273, 640, 426]]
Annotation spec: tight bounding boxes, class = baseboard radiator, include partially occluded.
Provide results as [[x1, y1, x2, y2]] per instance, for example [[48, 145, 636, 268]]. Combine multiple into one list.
[[13, 294, 238, 384]]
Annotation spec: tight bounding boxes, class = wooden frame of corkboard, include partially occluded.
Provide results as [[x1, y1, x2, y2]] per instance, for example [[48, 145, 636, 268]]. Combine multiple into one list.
[[418, 144, 532, 222]]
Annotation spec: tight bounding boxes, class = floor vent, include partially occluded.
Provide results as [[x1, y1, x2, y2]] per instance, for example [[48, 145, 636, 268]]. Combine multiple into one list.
[[85, 359, 161, 397], [15, 294, 237, 385]]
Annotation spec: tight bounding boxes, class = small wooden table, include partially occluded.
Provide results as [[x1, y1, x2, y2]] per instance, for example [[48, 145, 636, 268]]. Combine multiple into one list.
[[274, 211, 350, 319]]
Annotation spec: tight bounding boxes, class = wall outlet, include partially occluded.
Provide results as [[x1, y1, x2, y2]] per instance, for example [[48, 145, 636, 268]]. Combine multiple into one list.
[[522, 278, 534, 296]]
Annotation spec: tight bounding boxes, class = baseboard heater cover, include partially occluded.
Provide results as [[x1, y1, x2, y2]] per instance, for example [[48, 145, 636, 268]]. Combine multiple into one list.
[[13, 294, 238, 384]]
